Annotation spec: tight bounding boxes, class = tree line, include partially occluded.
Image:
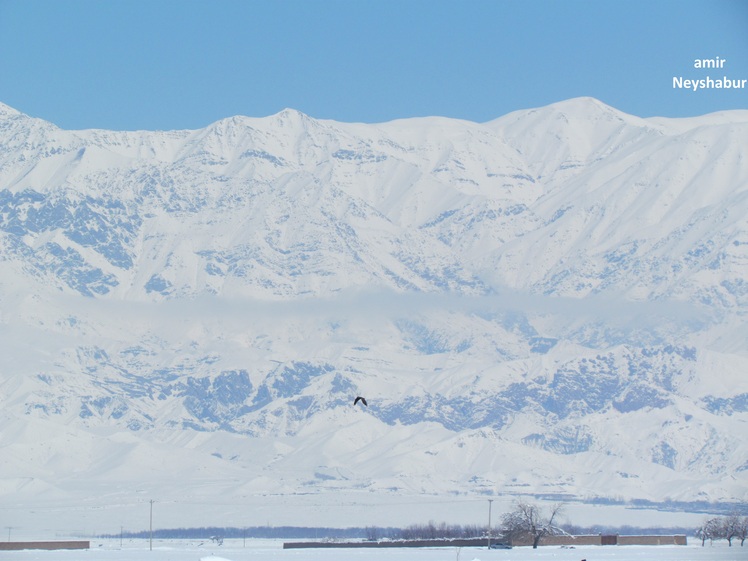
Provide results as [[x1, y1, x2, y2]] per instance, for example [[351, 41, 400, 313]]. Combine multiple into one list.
[[696, 512, 748, 547], [104, 501, 745, 547], [106, 502, 567, 547]]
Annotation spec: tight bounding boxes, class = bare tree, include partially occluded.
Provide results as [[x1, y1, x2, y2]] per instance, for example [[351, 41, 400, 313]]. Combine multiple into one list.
[[696, 517, 723, 546], [722, 512, 740, 547], [737, 515, 748, 547], [500, 501, 566, 548]]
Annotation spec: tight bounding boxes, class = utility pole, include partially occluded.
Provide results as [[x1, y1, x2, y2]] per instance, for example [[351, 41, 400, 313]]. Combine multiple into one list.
[[149, 500, 154, 551], [487, 499, 493, 549]]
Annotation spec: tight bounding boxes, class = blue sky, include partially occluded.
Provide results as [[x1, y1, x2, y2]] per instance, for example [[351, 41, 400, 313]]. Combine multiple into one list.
[[0, 0, 746, 131]]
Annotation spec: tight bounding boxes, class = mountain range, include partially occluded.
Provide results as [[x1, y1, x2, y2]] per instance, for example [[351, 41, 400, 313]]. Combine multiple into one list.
[[0, 97, 746, 533]]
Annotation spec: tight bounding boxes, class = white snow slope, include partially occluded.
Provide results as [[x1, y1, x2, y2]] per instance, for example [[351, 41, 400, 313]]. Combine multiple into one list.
[[0, 97, 746, 535]]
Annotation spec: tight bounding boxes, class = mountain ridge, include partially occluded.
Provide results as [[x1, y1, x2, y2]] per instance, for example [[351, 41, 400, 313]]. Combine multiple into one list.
[[0, 97, 746, 530]]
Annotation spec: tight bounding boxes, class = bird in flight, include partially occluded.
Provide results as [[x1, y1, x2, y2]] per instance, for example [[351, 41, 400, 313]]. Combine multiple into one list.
[[354, 396, 368, 407]]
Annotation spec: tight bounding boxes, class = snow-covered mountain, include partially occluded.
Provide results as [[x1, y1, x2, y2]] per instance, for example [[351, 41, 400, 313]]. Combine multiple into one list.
[[0, 98, 746, 532]]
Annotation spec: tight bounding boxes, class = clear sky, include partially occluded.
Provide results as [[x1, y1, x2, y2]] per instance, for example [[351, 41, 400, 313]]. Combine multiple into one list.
[[0, 0, 746, 131]]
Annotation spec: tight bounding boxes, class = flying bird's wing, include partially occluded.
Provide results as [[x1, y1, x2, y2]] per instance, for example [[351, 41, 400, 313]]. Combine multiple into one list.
[[354, 396, 368, 406]]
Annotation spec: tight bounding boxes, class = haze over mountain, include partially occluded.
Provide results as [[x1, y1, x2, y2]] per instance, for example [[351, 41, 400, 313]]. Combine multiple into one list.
[[0, 97, 746, 533]]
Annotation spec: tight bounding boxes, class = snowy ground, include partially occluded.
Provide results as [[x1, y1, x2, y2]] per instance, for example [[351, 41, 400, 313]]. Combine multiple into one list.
[[2, 539, 744, 561]]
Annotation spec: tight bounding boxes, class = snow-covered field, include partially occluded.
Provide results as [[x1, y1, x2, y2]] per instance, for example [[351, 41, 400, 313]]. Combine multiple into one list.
[[2, 540, 743, 561]]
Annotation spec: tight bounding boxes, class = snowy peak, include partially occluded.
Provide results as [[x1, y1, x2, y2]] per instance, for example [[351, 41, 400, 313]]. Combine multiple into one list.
[[492, 96, 634, 128], [546, 96, 639, 120], [486, 97, 662, 179], [269, 107, 314, 126]]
